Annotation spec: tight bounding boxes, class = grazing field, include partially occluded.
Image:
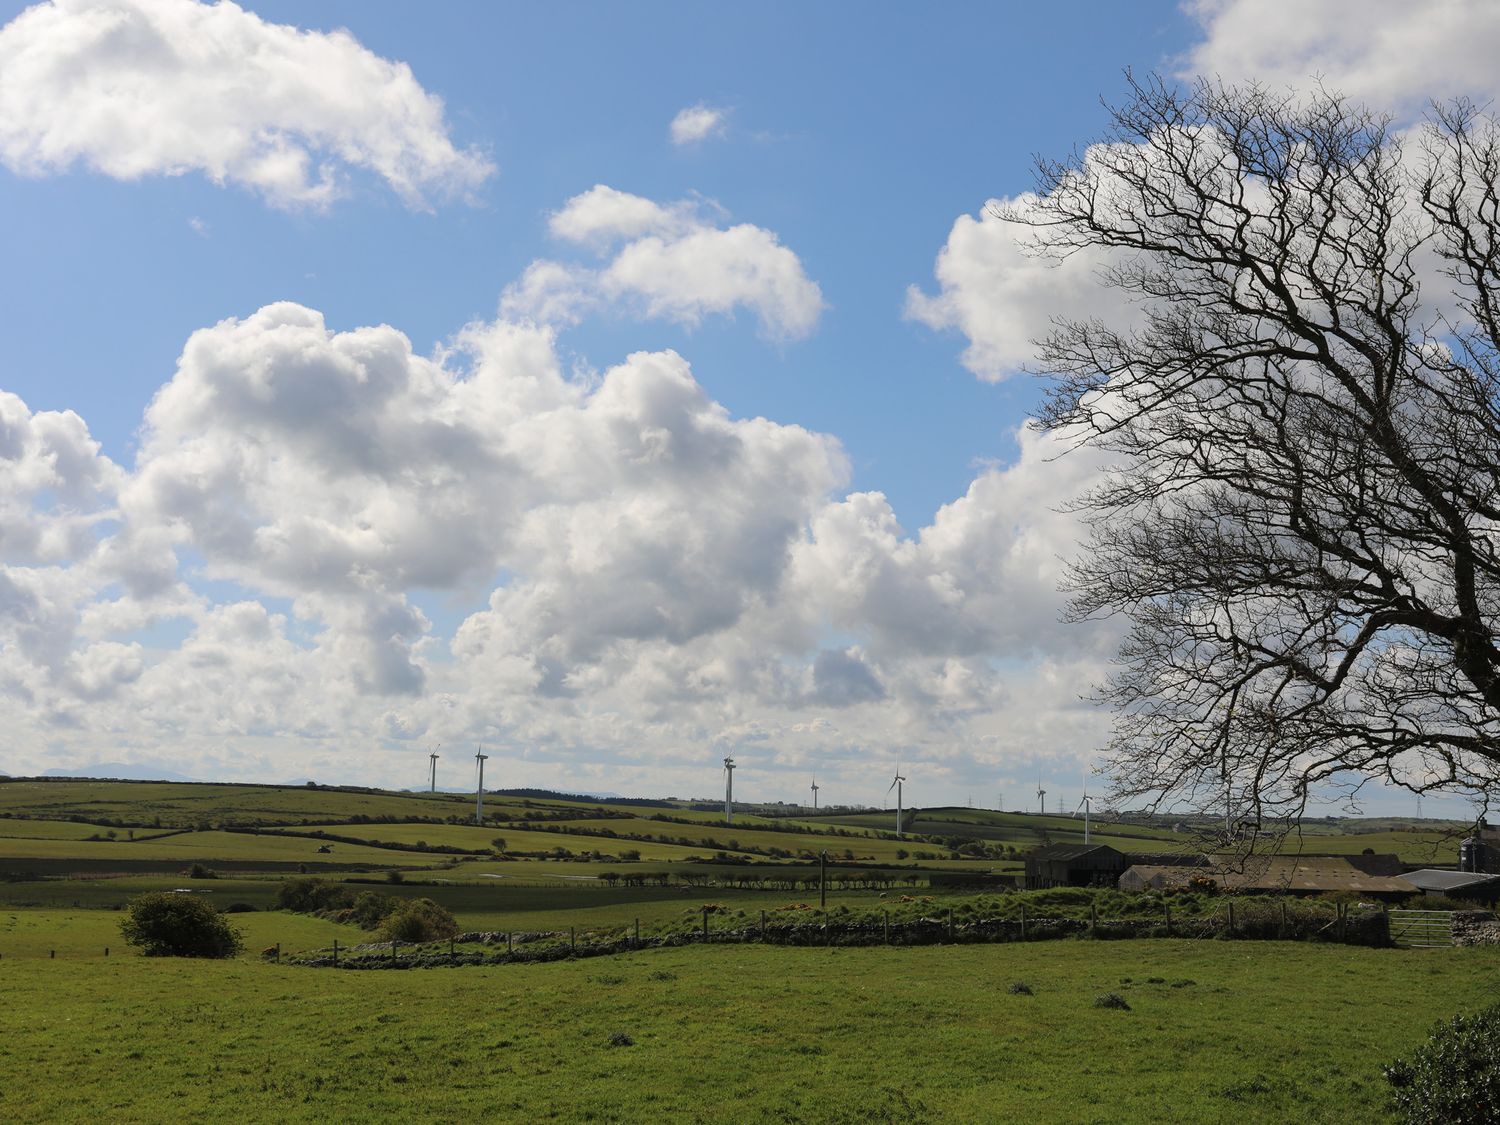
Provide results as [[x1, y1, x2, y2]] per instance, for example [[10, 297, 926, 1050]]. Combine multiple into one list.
[[0, 830, 439, 867], [0, 935, 1493, 1122]]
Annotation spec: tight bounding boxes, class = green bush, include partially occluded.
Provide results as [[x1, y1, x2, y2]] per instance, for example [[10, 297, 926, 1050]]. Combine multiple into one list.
[[1386, 1004, 1500, 1123], [378, 898, 460, 943], [350, 890, 398, 929], [120, 892, 243, 958], [274, 878, 353, 914]]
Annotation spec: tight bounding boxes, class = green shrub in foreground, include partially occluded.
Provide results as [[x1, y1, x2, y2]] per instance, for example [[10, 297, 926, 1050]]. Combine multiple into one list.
[[1386, 1003, 1500, 1124], [119, 892, 243, 958]]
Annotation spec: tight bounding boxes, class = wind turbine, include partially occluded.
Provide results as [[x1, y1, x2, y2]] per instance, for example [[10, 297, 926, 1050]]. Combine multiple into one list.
[[1036, 778, 1046, 816], [889, 764, 906, 838], [810, 777, 820, 811], [428, 746, 440, 794], [723, 757, 736, 825], [474, 747, 489, 825], [1074, 795, 1092, 845]]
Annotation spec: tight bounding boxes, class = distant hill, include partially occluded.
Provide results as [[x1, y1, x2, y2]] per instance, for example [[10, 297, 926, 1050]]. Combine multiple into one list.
[[41, 763, 203, 784]]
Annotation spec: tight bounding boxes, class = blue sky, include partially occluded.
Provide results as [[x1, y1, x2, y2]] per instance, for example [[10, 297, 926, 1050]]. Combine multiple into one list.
[[0, 0, 1486, 820]]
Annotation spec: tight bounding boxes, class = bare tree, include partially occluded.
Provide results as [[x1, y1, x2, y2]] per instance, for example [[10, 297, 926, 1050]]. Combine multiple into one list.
[[1010, 75, 1500, 827]]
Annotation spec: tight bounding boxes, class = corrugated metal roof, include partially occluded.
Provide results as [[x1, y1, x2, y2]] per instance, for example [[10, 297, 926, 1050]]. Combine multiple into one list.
[[1402, 869, 1500, 893], [1120, 855, 1415, 893], [1027, 843, 1123, 862]]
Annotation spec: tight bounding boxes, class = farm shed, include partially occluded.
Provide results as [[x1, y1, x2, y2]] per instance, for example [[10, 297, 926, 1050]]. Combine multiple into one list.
[[1401, 869, 1500, 905], [1118, 854, 1416, 900], [1024, 844, 1127, 889]]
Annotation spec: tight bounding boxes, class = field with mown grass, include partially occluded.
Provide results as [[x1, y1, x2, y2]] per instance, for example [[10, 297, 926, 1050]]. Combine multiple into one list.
[[0, 932, 1493, 1123]]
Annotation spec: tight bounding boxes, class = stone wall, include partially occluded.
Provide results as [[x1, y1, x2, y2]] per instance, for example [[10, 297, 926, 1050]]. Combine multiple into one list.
[[1451, 911, 1500, 946]]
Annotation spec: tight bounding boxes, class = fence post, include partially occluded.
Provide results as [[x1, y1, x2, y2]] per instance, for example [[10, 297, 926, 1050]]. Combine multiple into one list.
[[50, 949, 54, 959], [761, 910, 766, 941], [104, 947, 109, 957], [820, 851, 827, 910], [570, 927, 577, 954], [332, 938, 338, 967], [1089, 903, 1097, 936], [1280, 901, 1288, 938], [450, 939, 456, 963], [1338, 902, 1347, 942], [701, 907, 709, 943], [275, 943, 280, 963], [391, 940, 398, 964]]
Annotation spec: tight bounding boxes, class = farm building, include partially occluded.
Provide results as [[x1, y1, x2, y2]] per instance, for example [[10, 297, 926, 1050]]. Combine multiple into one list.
[[1401, 869, 1500, 905], [1118, 854, 1415, 899], [1024, 843, 1128, 889]]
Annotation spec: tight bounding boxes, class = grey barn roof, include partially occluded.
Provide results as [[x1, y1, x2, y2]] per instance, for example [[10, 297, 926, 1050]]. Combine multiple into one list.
[[1402, 869, 1500, 893], [1027, 843, 1123, 862]]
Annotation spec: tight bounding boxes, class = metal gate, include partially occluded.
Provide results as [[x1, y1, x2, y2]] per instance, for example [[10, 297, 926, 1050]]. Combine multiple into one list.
[[1389, 909, 1454, 948]]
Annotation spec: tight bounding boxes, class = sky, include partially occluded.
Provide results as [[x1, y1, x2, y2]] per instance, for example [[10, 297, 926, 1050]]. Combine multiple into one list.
[[0, 0, 1491, 817]]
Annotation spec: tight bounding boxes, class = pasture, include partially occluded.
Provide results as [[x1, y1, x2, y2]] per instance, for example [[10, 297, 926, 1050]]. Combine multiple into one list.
[[0, 933, 1493, 1122]]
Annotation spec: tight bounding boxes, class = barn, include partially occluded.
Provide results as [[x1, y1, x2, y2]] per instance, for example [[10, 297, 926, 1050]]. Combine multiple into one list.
[[1024, 843, 1128, 889]]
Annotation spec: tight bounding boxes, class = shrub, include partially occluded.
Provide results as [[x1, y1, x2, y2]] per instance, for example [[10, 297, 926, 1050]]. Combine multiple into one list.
[[606, 1032, 634, 1047], [120, 892, 243, 958], [385, 869, 405, 885], [1093, 992, 1131, 1010], [378, 898, 459, 943], [185, 862, 217, 880], [274, 878, 353, 914], [1386, 1003, 1500, 1124], [350, 890, 398, 929]]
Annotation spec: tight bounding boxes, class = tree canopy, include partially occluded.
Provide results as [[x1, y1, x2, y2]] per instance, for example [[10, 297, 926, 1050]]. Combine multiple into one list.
[[1014, 76, 1500, 824]]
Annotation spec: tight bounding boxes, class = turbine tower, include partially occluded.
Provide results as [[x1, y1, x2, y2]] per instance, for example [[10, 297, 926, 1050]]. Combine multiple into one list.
[[723, 757, 736, 825], [1037, 778, 1046, 816], [474, 748, 489, 825], [429, 746, 440, 794], [1075, 795, 1092, 845], [810, 777, 819, 811], [889, 765, 907, 838]]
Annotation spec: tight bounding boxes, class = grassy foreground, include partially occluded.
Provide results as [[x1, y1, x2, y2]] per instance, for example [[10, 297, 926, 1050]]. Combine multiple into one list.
[[1, 936, 1495, 1123]]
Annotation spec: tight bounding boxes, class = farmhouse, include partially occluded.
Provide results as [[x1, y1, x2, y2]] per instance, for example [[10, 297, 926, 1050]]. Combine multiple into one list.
[[1024, 843, 1128, 889], [1118, 854, 1415, 899]]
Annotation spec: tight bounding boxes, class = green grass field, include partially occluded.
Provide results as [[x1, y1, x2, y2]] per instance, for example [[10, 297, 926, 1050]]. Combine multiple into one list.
[[0, 933, 1492, 1122]]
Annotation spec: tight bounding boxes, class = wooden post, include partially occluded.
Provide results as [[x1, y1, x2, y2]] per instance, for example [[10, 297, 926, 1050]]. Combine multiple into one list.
[[702, 907, 709, 943], [104, 947, 109, 957], [820, 851, 827, 910], [332, 938, 338, 967], [1089, 902, 1097, 936], [1280, 901, 1288, 938], [274, 943, 280, 963], [570, 927, 576, 954], [760, 910, 766, 941], [391, 940, 398, 964], [450, 939, 456, 963], [50, 949, 54, 959], [507, 931, 513, 954]]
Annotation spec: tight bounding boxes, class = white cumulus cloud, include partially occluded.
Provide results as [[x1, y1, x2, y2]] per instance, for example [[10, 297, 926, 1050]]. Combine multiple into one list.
[[0, 0, 493, 209], [504, 185, 825, 340], [669, 103, 727, 146]]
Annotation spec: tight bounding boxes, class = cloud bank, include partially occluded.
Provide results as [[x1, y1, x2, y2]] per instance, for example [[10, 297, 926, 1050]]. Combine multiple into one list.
[[0, 299, 1108, 797], [670, 103, 728, 146]]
